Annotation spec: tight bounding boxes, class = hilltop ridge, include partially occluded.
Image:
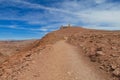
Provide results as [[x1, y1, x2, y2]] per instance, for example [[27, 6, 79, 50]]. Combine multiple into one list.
[[0, 27, 120, 80]]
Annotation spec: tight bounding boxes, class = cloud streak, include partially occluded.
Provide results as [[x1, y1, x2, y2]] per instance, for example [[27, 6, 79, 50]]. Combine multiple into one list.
[[0, 0, 120, 31], [0, 25, 50, 32], [5, 0, 78, 16]]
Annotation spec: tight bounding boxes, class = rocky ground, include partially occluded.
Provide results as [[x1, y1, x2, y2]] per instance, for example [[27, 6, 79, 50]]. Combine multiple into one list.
[[0, 27, 120, 80], [0, 40, 36, 64], [67, 29, 120, 80]]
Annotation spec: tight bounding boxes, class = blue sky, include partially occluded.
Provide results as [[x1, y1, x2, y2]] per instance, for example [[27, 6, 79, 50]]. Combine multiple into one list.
[[0, 0, 120, 40]]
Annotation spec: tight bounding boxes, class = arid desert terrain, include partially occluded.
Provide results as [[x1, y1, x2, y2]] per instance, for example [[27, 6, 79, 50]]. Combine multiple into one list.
[[0, 27, 120, 80]]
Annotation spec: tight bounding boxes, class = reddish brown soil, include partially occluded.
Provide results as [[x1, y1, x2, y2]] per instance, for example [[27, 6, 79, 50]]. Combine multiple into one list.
[[0, 40, 36, 64], [0, 27, 120, 80]]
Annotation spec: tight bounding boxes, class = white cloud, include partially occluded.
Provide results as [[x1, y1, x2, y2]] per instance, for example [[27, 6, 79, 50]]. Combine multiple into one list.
[[0, 25, 18, 29], [84, 24, 120, 30], [55, 0, 120, 30], [8, 25, 17, 28], [94, 0, 106, 4], [0, 25, 50, 32], [79, 10, 120, 24], [7, 0, 74, 15], [29, 28, 49, 32], [1, 0, 120, 30]]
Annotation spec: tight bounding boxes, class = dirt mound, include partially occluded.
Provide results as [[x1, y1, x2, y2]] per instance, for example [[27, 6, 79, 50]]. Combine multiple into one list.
[[0, 27, 120, 80], [67, 28, 120, 80], [39, 27, 120, 79], [37, 27, 86, 46]]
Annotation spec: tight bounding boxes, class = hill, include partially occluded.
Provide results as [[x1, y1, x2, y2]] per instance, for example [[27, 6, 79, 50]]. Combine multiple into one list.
[[0, 40, 36, 64], [0, 27, 120, 80]]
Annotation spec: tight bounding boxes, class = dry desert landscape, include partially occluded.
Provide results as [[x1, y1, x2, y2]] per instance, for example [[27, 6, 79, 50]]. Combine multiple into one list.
[[0, 26, 120, 80]]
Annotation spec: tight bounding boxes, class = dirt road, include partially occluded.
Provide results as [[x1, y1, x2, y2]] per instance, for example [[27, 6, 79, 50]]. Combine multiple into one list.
[[15, 40, 109, 80]]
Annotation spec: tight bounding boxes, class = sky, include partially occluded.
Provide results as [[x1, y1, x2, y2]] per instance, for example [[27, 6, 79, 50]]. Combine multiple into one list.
[[0, 0, 120, 40]]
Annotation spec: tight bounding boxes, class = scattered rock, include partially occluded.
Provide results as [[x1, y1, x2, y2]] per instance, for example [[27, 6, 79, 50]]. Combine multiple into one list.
[[99, 65, 104, 70], [25, 53, 31, 57], [90, 56, 97, 62], [1, 27, 120, 80], [5, 69, 12, 74], [67, 71, 72, 75], [96, 51, 105, 56], [113, 68, 120, 77], [111, 47, 117, 50], [64, 37, 68, 40], [110, 54, 118, 57], [0, 69, 3, 76], [111, 64, 117, 70]]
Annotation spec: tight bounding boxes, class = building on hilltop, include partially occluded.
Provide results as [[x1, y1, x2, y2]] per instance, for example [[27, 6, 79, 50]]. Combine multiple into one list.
[[60, 24, 71, 29]]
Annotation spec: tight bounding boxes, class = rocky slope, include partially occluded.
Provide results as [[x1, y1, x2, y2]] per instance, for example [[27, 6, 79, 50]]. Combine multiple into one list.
[[0, 27, 120, 80], [0, 40, 36, 64]]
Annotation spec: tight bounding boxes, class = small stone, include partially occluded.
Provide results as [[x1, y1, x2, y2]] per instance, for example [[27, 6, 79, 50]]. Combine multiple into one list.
[[25, 58, 32, 61], [75, 77, 78, 79], [111, 47, 117, 50], [110, 54, 118, 57], [67, 71, 72, 75], [33, 72, 40, 77], [82, 47, 86, 50], [96, 51, 104, 56], [89, 55, 97, 62], [79, 45, 83, 47], [111, 64, 117, 70], [5, 69, 12, 74], [64, 37, 68, 40], [99, 65, 104, 70], [113, 68, 120, 77], [1, 75, 7, 78], [25, 53, 31, 57]]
